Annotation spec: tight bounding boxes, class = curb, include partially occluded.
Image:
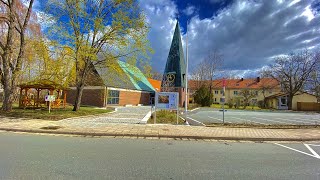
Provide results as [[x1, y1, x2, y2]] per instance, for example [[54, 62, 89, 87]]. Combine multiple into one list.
[[0, 128, 319, 142]]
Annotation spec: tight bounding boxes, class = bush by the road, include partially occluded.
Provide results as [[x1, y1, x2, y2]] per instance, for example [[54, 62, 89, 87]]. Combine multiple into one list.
[[193, 85, 212, 107]]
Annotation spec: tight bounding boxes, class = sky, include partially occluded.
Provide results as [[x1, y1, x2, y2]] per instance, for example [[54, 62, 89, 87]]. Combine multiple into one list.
[[33, 0, 320, 78], [139, 0, 320, 78]]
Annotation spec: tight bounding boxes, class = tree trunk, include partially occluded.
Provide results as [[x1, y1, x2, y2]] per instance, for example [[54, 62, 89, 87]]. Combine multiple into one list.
[[288, 95, 293, 110], [72, 85, 84, 111]]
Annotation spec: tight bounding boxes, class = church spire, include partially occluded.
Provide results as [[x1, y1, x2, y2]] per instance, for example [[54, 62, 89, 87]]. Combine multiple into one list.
[[161, 21, 186, 89]]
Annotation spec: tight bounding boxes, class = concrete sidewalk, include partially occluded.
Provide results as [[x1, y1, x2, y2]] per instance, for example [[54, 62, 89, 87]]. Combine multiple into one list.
[[1, 118, 320, 141]]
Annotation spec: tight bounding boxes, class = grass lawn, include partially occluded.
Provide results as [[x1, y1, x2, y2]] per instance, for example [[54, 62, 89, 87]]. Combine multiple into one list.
[[0, 103, 113, 121], [210, 104, 262, 110], [148, 110, 185, 125]]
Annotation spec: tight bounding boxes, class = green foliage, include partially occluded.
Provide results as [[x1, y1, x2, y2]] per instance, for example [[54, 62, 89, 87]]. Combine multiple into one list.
[[194, 85, 212, 107], [227, 98, 234, 108]]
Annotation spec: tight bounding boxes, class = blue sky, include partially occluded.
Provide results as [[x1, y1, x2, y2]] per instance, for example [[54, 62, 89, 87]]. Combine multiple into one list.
[[34, 0, 320, 78]]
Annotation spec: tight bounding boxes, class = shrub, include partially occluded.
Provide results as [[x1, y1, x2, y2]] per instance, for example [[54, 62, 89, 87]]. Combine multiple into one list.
[[227, 98, 234, 108], [193, 85, 212, 107]]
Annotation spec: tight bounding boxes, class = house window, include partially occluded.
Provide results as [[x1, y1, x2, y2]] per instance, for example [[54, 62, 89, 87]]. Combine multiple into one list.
[[236, 83, 239, 86], [107, 90, 119, 104], [234, 91, 238, 95], [269, 91, 273, 94], [214, 90, 219, 94], [255, 91, 258, 96], [214, 98, 217, 102], [220, 90, 224, 94]]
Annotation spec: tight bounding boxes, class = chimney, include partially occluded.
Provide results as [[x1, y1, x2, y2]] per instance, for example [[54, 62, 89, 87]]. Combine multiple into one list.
[[257, 77, 260, 82], [241, 78, 244, 81]]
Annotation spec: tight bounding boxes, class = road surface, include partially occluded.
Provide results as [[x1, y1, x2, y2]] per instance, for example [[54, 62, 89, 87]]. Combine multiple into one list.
[[0, 132, 319, 179]]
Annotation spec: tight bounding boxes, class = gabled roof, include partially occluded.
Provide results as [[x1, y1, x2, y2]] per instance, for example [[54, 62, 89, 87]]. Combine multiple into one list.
[[189, 78, 279, 90], [94, 60, 155, 92], [147, 78, 161, 92]]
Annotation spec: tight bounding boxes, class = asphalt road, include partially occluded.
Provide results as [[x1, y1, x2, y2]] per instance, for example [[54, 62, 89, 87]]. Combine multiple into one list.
[[0, 132, 320, 180], [188, 108, 320, 125]]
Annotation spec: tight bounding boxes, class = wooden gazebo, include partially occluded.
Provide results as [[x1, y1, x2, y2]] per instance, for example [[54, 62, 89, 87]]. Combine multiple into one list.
[[19, 80, 69, 109]]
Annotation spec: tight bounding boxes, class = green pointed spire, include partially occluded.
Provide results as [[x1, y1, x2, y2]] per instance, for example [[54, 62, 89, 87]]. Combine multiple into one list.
[[162, 21, 186, 88]]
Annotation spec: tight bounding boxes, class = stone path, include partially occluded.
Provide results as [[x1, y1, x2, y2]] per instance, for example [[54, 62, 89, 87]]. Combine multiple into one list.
[[58, 106, 152, 126]]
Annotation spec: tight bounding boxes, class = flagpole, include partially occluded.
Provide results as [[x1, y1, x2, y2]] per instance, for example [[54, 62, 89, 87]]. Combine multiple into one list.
[[185, 21, 189, 114]]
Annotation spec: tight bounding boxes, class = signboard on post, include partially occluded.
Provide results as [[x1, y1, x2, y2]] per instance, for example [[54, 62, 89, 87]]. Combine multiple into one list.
[[154, 92, 179, 124], [45, 95, 56, 113], [45, 95, 56, 102]]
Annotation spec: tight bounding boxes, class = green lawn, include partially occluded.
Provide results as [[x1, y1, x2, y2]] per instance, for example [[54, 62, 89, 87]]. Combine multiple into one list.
[[148, 110, 185, 125], [0, 103, 113, 121]]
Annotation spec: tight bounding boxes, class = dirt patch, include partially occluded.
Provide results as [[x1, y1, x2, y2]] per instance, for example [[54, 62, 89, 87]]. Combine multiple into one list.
[[40, 126, 62, 130]]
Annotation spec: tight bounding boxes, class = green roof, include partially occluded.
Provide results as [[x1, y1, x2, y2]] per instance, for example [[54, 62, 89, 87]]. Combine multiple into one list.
[[94, 60, 155, 92]]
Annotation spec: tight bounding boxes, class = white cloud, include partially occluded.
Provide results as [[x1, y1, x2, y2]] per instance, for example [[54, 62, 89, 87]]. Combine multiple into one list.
[[139, 0, 178, 73], [183, 5, 197, 16]]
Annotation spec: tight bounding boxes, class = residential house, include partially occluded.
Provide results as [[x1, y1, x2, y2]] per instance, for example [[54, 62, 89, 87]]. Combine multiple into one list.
[[265, 92, 318, 110], [189, 77, 281, 106]]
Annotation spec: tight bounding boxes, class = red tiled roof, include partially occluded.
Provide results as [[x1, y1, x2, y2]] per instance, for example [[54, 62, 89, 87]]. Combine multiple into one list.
[[147, 78, 161, 92], [189, 78, 279, 90]]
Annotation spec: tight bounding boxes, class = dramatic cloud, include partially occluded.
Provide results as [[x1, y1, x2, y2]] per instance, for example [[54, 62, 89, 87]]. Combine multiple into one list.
[[140, 0, 320, 77], [139, 0, 178, 73], [186, 0, 320, 76]]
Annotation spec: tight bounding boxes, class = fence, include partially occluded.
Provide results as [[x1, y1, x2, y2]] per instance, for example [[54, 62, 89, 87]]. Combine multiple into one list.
[[297, 102, 320, 111]]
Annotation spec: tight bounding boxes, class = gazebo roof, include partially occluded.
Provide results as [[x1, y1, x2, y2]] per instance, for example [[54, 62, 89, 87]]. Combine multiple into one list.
[[19, 80, 69, 90]]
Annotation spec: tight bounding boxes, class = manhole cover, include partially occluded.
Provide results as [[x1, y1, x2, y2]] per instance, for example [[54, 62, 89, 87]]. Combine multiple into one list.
[[40, 126, 62, 130]]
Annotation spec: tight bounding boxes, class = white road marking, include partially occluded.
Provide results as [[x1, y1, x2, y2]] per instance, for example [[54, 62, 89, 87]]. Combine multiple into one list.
[[304, 144, 320, 158], [274, 143, 320, 160], [306, 144, 320, 147], [186, 117, 206, 126], [231, 117, 268, 125], [190, 108, 200, 112], [250, 116, 294, 125], [208, 116, 231, 123]]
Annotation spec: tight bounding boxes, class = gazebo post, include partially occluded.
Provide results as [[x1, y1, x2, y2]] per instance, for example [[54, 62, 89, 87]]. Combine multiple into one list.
[[63, 90, 67, 108], [36, 89, 40, 108], [19, 88, 23, 108]]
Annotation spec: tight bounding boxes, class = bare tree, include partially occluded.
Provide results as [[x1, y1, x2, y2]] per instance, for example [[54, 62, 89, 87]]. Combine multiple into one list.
[[191, 60, 208, 89], [239, 89, 257, 109], [263, 50, 318, 110], [151, 71, 163, 81], [0, 0, 37, 111], [204, 49, 223, 104], [309, 51, 320, 102]]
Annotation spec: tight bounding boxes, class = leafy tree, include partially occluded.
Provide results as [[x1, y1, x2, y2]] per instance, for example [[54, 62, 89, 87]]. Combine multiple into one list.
[[0, 0, 39, 111], [193, 85, 212, 107], [46, 0, 152, 111], [263, 51, 318, 110]]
